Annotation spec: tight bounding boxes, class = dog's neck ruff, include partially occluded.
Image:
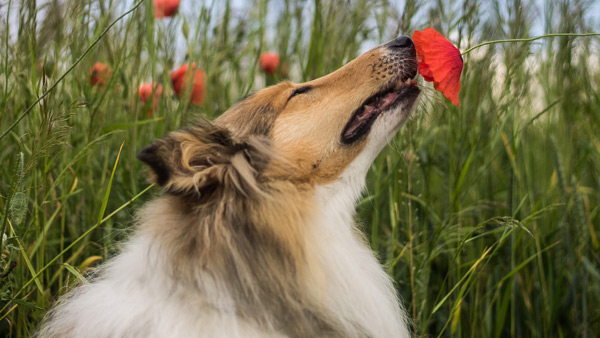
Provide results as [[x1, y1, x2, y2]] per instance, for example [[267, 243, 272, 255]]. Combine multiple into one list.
[[37, 165, 410, 338], [37, 35, 420, 338], [309, 149, 410, 338]]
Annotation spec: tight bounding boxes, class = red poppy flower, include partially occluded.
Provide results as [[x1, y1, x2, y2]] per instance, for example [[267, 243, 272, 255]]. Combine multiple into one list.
[[412, 28, 463, 106], [138, 83, 163, 116], [259, 52, 280, 74], [90, 62, 111, 87], [170, 63, 206, 105], [153, 0, 179, 18]]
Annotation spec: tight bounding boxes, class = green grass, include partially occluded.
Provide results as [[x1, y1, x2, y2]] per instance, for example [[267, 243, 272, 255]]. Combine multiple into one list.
[[1, 0, 599, 337]]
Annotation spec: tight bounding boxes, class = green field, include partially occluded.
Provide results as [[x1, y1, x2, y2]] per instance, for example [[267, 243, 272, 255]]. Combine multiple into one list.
[[1, 0, 599, 337]]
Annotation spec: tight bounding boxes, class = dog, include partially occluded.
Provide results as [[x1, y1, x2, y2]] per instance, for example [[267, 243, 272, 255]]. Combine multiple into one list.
[[37, 36, 419, 338]]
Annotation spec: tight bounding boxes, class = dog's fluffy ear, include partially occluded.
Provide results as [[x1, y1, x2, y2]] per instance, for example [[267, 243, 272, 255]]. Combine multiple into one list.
[[137, 121, 272, 198]]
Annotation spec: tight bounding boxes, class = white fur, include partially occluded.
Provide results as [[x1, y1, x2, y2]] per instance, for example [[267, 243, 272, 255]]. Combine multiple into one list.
[[310, 180, 410, 337], [304, 104, 413, 338], [38, 233, 287, 338], [38, 104, 413, 338]]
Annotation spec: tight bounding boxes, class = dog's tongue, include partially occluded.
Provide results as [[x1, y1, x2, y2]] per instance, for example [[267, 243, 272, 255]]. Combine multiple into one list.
[[379, 92, 399, 110], [364, 91, 400, 116]]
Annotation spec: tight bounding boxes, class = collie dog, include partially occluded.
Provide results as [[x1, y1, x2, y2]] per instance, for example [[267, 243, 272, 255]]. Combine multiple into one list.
[[38, 36, 419, 338]]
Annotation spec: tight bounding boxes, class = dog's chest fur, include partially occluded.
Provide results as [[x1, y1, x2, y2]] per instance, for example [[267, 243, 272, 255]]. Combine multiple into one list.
[[37, 168, 409, 338]]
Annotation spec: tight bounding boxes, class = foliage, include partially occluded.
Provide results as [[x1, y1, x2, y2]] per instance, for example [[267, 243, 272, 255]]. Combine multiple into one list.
[[0, 0, 598, 337]]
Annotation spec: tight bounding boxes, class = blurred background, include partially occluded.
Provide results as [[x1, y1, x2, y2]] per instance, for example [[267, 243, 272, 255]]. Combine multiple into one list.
[[0, 0, 599, 337]]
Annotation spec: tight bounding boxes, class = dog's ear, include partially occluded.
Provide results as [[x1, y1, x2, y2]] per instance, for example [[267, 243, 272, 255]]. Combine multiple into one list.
[[137, 142, 172, 186], [137, 121, 272, 198]]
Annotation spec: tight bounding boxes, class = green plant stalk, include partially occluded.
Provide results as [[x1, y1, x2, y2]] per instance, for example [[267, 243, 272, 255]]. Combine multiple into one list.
[[462, 33, 600, 55], [1, 1, 599, 335], [0, 0, 146, 142], [0, 176, 18, 255], [0, 184, 154, 320], [3, 0, 11, 104], [3, 137, 135, 317], [7, 221, 44, 293]]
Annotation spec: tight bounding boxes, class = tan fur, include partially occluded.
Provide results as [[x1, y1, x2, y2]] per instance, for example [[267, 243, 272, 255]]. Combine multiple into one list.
[[217, 49, 402, 185], [38, 37, 418, 338], [137, 121, 335, 335], [133, 45, 416, 336]]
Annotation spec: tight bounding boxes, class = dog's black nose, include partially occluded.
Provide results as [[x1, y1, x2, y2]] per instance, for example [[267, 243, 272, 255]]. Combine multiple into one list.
[[388, 36, 414, 49]]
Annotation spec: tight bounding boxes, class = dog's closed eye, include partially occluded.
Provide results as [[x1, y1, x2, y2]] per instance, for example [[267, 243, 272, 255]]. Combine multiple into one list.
[[287, 86, 312, 101]]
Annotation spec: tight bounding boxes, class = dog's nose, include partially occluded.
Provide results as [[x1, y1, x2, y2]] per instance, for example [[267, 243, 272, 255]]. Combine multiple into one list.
[[387, 36, 414, 49]]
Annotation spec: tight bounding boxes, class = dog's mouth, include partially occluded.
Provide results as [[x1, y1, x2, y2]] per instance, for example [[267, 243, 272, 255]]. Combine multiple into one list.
[[341, 77, 420, 144]]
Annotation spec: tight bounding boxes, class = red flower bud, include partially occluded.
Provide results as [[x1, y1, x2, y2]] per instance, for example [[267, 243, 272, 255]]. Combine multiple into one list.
[[90, 62, 111, 87], [170, 63, 206, 105], [259, 52, 280, 74], [412, 28, 463, 106], [153, 0, 179, 18], [138, 82, 163, 117]]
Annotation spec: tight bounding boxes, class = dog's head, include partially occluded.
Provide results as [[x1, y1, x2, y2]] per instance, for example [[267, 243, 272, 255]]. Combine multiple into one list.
[[138, 36, 419, 196]]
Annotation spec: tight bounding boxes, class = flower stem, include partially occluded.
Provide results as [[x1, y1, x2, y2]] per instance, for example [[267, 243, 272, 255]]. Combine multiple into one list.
[[461, 33, 600, 55], [0, 0, 146, 142]]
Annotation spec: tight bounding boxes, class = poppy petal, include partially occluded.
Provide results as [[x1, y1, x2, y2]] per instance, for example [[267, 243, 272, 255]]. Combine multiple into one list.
[[170, 63, 206, 105], [154, 0, 179, 18], [259, 52, 280, 74], [413, 28, 463, 106], [418, 62, 434, 82]]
